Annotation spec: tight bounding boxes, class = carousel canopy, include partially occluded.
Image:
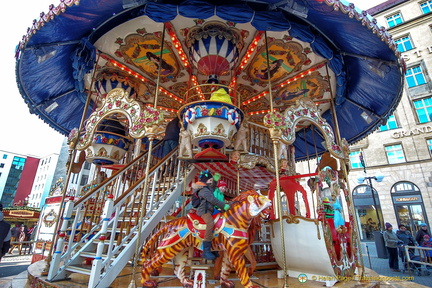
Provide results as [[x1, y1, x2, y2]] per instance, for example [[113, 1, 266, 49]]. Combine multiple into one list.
[[15, 0, 404, 161]]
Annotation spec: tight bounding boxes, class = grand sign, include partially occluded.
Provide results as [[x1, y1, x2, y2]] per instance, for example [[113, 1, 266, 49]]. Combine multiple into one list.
[[392, 125, 432, 138]]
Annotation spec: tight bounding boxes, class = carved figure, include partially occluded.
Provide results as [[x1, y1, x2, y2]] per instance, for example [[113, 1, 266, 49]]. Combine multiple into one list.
[[233, 121, 249, 152], [178, 128, 193, 158], [141, 190, 272, 288], [229, 150, 241, 164], [278, 142, 288, 159]]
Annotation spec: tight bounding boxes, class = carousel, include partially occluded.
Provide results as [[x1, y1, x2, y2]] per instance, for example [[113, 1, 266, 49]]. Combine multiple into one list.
[[15, 0, 405, 287]]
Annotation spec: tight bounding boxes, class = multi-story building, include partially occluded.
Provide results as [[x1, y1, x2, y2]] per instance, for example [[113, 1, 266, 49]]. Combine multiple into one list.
[[0, 150, 39, 207], [347, 0, 432, 240], [27, 153, 60, 209]]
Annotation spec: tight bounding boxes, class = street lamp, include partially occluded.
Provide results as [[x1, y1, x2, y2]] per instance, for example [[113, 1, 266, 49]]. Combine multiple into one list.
[[357, 174, 384, 231], [357, 173, 388, 259]]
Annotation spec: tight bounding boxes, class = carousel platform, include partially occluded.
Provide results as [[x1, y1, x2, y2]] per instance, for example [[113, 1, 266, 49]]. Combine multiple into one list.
[[14, 260, 429, 288]]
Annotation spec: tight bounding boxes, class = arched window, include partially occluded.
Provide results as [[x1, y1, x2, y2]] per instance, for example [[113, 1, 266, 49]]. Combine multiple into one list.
[[352, 184, 383, 241], [391, 181, 428, 234]]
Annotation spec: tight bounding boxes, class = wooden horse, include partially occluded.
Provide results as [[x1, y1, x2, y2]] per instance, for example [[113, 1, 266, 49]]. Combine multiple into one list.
[[141, 190, 272, 288]]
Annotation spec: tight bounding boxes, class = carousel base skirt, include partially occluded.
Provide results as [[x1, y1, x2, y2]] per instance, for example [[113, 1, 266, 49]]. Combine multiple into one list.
[[24, 260, 427, 288]]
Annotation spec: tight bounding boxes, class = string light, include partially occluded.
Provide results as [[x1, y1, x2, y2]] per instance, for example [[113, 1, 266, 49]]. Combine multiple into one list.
[[165, 22, 191, 69], [235, 31, 263, 77], [240, 62, 326, 106]]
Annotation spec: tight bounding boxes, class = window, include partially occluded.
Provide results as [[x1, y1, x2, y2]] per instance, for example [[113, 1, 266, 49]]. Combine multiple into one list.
[[80, 175, 89, 186], [386, 13, 403, 27], [427, 139, 432, 156], [0, 163, 4, 168], [395, 36, 414, 52], [385, 144, 406, 164], [349, 151, 363, 169], [84, 162, 91, 170], [421, 1, 432, 13], [405, 66, 427, 88], [379, 115, 398, 131], [2, 154, 7, 159], [414, 97, 432, 123]]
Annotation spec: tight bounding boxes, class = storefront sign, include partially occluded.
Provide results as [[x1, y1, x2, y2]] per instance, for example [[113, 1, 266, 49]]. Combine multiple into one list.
[[392, 125, 432, 138], [9, 210, 35, 217], [394, 196, 419, 202]]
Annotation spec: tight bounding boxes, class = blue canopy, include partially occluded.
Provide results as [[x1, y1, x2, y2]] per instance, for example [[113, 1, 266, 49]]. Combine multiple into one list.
[[15, 0, 404, 161]]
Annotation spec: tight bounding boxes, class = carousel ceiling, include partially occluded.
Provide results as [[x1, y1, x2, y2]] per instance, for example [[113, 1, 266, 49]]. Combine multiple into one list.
[[15, 0, 404, 161]]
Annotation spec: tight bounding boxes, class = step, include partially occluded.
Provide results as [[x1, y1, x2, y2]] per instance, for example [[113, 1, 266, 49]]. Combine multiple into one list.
[[80, 251, 118, 260], [65, 264, 92, 275]]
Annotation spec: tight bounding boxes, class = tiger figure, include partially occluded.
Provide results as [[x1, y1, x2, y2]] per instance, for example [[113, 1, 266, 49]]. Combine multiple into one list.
[[141, 190, 272, 288]]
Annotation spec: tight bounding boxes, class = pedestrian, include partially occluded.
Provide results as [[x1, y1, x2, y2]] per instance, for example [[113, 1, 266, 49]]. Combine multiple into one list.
[[8, 224, 20, 254], [415, 223, 430, 246], [194, 170, 230, 260], [396, 224, 417, 263], [383, 222, 402, 272], [0, 204, 11, 262], [161, 117, 180, 158], [27, 222, 38, 253], [17, 224, 28, 255], [366, 218, 377, 240], [421, 235, 432, 260]]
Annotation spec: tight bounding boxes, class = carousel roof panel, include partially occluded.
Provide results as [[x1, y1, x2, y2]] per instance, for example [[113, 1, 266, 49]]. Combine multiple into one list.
[[15, 0, 404, 160]]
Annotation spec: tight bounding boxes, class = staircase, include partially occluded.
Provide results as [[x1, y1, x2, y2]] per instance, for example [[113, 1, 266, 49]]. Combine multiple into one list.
[[45, 121, 276, 288], [46, 145, 197, 288]]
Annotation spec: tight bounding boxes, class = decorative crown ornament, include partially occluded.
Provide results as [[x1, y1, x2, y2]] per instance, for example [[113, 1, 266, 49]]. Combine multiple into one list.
[[263, 111, 287, 130]]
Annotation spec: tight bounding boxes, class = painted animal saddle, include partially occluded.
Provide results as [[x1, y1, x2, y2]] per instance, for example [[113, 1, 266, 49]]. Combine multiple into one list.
[[157, 211, 249, 249]]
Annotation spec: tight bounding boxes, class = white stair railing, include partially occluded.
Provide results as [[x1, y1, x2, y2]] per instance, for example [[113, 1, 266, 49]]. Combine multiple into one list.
[[47, 147, 196, 288]]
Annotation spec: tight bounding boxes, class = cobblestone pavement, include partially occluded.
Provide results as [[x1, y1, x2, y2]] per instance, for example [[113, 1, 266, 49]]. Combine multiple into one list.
[[360, 241, 431, 287], [0, 253, 32, 288]]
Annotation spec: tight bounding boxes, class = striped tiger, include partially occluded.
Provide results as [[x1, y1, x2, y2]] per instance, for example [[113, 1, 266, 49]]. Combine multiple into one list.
[[141, 190, 272, 288]]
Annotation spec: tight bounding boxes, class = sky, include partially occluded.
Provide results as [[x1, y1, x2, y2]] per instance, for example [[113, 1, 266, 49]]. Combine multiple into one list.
[[0, 0, 383, 158], [0, 0, 65, 158]]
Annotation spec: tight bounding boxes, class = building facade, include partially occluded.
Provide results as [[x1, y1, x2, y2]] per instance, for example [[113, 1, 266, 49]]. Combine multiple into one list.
[[348, 0, 432, 240], [27, 153, 60, 209], [0, 150, 39, 207]]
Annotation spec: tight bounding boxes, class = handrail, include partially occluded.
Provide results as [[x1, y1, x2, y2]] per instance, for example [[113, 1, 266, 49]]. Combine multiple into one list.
[[47, 144, 191, 286], [113, 146, 178, 206], [247, 120, 273, 158], [404, 245, 432, 267], [73, 140, 164, 207]]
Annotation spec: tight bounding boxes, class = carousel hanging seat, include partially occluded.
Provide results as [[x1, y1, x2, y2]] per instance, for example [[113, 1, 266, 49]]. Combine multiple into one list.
[[81, 117, 131, 165], [180, 99, 243, 150], [179, 84, 244, 162]]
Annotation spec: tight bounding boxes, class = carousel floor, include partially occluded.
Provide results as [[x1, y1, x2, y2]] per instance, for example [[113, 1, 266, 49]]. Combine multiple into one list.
[[23, 260, 430, 288]]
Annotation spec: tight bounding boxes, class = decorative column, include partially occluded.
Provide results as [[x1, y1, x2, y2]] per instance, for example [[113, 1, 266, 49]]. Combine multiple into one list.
[[264, 111, 288, 287]]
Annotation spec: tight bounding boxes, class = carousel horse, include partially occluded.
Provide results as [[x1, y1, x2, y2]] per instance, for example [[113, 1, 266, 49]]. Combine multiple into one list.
[[141, 190, 272, 288]]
